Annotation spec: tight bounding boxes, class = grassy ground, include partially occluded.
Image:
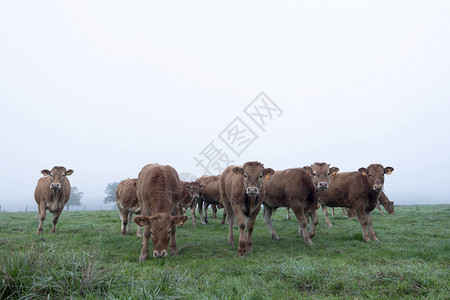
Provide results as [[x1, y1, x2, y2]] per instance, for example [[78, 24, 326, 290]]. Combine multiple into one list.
[[0, 205, 449, 299]]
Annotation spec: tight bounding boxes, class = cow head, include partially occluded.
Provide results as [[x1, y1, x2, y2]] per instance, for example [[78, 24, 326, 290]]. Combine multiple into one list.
[[303, 162, 339, 192], [186, 181, 203, 201], [134, 213, 187, 258], [232, 161, 274, 197], [41, 166, 73, 191], [383, 200, 395, 215], [358, 164, 394, 192]]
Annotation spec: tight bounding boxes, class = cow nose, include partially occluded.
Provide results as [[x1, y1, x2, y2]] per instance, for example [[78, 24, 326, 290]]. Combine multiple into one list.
[[50, 183, 61, 190], [318, 182, 328, 189], [246, 187, 259, 195], [373, 184, 383, 191], [153, 250, 167, 258]]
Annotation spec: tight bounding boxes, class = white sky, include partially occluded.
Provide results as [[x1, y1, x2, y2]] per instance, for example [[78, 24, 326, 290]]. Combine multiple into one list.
[[1, 1, 449, 211]]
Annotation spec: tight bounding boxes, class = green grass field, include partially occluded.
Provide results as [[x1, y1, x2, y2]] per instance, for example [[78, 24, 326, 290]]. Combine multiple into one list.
[[1, 205, 449, 299]]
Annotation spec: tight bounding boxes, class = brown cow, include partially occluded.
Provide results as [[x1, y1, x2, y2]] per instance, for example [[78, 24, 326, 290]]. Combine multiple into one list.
[[34, 166, 73, 233], [377, 192, 395, 215], [318, 164, 394, 242], [116, 178, 141, 236], [134, 164, 187, 260], [219, 161, 274, 258], [176, 181, 203, 227], [263, 163, 339, 244], [196, 175, 223, 225]]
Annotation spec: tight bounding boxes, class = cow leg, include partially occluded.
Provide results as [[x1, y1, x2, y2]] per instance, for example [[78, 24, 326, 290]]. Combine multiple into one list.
[[170, 228, 179, 255], [51, 208, 63, 233], [204, 203, 209, 224], [37, 202, 47, 234], [224, 201, 234, 245], [246, 207, 261, 253], [221, 210, 227, 225], [127, 211, 133, 232], [342, 207, 347, 217], [120, 209, 128, 235], [212, 204, 218, 218], [308, 210, 318, 238], [136, 226, 142, 237], [322, 205, 333, 227], [139, 226, 150, 261], [232, 203, 248, 258], [366, 212, 378, 241], [376, 203, 385, 215], [331, 207, 335, 217], [263, 204, 280, 240], [190, 201, 197, 228], [286, 207, 291, 220], [290, 201, 313, 245], [198, 198, 206, 224], [355, 207, 370, 242]]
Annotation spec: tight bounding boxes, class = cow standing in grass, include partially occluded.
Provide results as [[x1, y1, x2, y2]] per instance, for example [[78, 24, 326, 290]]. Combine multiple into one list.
[[220, 161, 274, 258], [134, 164, 187, 260], [196, 175, 224, 225], [263, 163, 339, 244], [34, 166, 73, 233], [318, 164, 394, 242], [175, 181, 203, 227], [116, 178, 141, 236]]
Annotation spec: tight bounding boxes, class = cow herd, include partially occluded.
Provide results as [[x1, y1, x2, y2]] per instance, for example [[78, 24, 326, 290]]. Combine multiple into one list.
[[34, 162, 394, 259]]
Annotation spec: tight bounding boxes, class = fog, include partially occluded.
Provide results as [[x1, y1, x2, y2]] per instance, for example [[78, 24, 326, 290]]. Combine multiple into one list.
[[0, 1, 449, 211]]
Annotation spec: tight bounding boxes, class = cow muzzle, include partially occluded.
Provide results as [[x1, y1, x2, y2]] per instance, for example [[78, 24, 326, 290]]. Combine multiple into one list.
[[317, 182, 329, 191], [373, 184, 383, 191], [50, 183, 61, 191], [246, 186, 259, 196], [153, 249, 168, 258]]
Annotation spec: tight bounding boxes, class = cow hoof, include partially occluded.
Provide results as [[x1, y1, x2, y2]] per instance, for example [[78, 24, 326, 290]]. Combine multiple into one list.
[[272, 234, 280, 241], [201, 221, 207, 225], [139, 255, 148, 261]]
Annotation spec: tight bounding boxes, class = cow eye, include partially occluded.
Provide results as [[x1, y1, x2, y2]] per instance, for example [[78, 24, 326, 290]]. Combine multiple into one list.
[[259, 174, 263, 179], [368, 173, 372, 177], [327, 172, 330, 176], [313, 172, 317, 176], [50, 174, 53, 178], [61, 174, 65, 178], [167, 229, 171, 235], [244, 174, 247, 178]]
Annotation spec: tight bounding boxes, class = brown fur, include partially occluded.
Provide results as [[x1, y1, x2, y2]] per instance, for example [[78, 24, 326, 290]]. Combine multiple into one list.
[[134, 164, 187, 260], [175, 181, 202, 227], [116, 178, 141, 236], [219, 161, 274, 258], [318, 164, 394, 242], [34, 166, 73, 233], [377, 192, 395, 215], [196, 175, 223, 225], [263, 163, 339, 244]]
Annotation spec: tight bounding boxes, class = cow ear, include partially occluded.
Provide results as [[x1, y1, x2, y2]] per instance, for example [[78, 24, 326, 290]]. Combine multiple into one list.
[[358, 168, 368, 176], [173, 215, 187, 226], [134, 216, 150, 226], [232, 167, 244, 176], [384, 167, 394, 175], [41, 169, 51, 176], [133, 180, 137, 187], [65, 169, 74, 176], [303, 166, 313, 176], [330, 167, 339, 175], [263, 168, 274, 179]]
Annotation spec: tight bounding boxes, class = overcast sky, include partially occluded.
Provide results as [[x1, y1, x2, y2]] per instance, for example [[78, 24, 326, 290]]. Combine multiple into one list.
[[0, 1, 449, 211]]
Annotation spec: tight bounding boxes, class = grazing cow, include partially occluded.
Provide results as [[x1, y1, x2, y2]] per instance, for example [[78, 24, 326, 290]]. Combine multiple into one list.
[[34, 166, 73, 233], [116, 178, 141, 236], [318, 164, 394, 242], [220, 161, 274, 258], [134, 164, 187, 260], [377, 192, 395, 215], [176, 181, 203, 227], [196, 175, 223, 224], [263, 163, 339, 244]]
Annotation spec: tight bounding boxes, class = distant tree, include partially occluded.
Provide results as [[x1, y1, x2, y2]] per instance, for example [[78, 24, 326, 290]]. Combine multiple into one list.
[[104, 181, 120, 204], [67, 186, 83, 211]]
